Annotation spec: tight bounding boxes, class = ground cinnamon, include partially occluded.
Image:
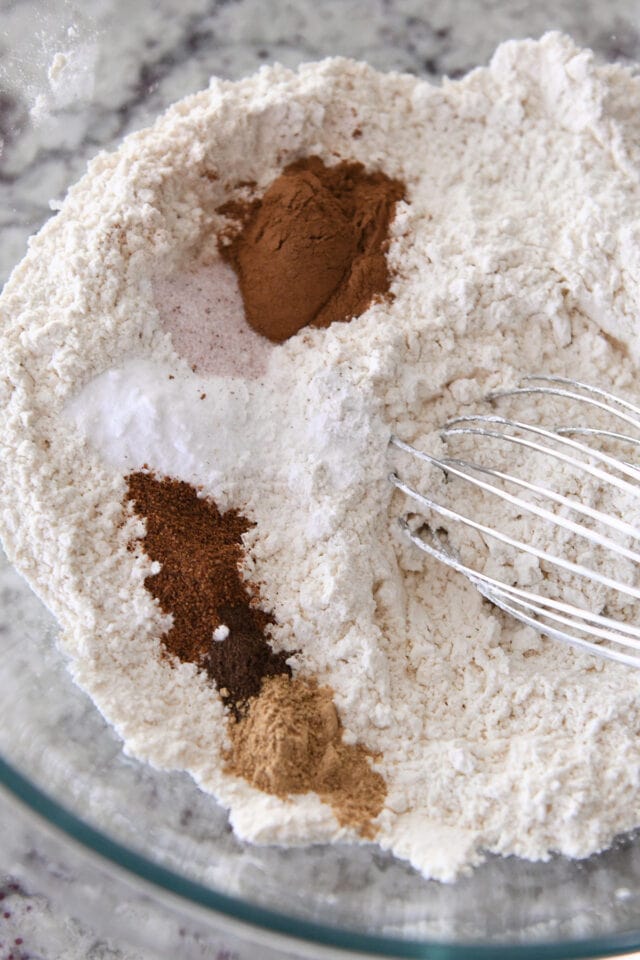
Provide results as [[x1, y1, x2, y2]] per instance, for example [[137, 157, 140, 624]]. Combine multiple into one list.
[[220, 156, 405, 342], [126, 473, 290, 715]]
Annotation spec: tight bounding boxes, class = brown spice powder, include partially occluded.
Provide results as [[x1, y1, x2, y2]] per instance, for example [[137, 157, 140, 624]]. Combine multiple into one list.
[[220, 156, 405, 342], [226, 675, 386, 837], [126, 472, 290, 715], [126, 472, 387, 833]]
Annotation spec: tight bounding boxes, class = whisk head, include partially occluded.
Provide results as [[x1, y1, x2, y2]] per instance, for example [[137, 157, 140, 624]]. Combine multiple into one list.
[[390, 375, 640, 668]]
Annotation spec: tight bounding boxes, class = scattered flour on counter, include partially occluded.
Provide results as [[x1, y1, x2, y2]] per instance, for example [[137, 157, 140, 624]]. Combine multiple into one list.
[[3, 32, 640, 881]]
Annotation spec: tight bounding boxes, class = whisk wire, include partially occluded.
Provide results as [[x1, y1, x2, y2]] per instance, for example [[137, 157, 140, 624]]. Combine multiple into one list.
[[483, 591, 640, 669], [553, 427, 640, 449], [399, 518, 640, 642], [390, 466, 640, 600], [392, 376, 640, 667], [442, 417, 640, 489], [489, 379, 640, 435], [443, 458, 640, 543], [391, 435, 640, 561], [523, 375, 640, 421]]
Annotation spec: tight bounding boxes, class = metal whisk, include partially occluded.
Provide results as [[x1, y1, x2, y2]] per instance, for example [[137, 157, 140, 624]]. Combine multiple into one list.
[[390, 376, 640, 667]]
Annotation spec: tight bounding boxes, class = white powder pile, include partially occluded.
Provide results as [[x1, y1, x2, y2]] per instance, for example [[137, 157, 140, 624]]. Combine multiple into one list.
[[2, 32, 640, 882]]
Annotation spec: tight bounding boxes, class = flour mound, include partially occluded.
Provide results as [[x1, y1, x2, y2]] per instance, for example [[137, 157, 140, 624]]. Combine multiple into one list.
[[2, 32, 640, 882]]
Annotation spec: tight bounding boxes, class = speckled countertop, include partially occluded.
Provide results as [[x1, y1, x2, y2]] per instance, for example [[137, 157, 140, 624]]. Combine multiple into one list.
[[3, 0, 640, 286], [3, 1, 640, 957]]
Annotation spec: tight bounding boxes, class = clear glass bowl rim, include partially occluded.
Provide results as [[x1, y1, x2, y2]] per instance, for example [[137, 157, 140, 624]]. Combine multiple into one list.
[[3, 755, 640, 959], [3, 5, 640, 956]]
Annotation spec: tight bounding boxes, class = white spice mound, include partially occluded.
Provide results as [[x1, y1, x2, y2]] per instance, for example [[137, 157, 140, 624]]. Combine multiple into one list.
[[2, 32, 640, 882]]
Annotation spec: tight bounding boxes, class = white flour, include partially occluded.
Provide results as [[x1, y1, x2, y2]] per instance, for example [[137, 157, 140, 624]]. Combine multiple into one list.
[[2, 32, 640, 881]]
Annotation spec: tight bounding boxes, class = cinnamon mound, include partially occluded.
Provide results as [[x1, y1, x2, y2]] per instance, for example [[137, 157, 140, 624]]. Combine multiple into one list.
[[221, 156, 405, 342]]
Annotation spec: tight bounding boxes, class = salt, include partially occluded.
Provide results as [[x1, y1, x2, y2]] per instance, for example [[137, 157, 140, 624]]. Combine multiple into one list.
[[154, 259, 273, 379]]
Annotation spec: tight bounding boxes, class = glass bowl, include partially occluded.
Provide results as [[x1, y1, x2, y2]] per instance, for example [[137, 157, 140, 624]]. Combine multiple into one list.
[[2, 1, 640, 956]]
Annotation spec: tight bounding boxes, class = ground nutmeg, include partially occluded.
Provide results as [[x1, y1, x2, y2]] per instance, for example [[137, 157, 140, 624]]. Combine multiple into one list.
[[126, 472, 290, 716]]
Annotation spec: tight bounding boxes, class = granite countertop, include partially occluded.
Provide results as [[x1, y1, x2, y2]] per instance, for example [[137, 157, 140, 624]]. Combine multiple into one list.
[[3, 0, 639, 286], [2, 0, 640, 957]]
